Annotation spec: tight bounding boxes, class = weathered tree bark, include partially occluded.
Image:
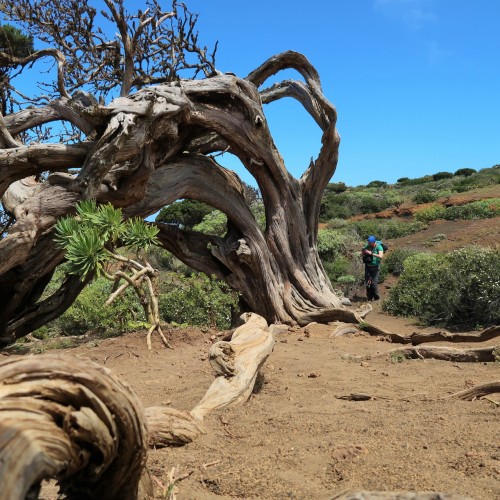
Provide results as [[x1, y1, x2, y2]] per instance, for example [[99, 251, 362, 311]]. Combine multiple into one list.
[[146, 313, 274, 447], [0, 50, 342, 345], [377, 345, 498, 363], [329, 491, 471, 500], [443, 381, 500, 400], [0, 354, 149, 499]]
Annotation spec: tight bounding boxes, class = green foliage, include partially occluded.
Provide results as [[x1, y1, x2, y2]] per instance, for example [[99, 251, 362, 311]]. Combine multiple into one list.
[[348, 219, 426, 240], [380, 248, 419, 279], [62, 227, 109, 279], [323, 256, 350, 283], [444, 199, 500, 220], [414, 204, 447, 223], [317, 229, 349, 261], [384, 247, 500, 329], [122, 217, 159, 250], [193, 209, 227, 236], [415, 199, 500, 223], [336, 274, 357, 297], [325, 182, 348, 193], [55, 201, 159, 279], [432, 171, 453, 181], [156, 199, 214, 229], [0, 24, 34, 57], [412, 189, 439, 204], [367, 180, 388, 188], [159, 273, 239, 329], [390, 352, 406, 364], [396, 177, 410, 183], [454, 168, 476, 177], [40, 278, 144, 336]]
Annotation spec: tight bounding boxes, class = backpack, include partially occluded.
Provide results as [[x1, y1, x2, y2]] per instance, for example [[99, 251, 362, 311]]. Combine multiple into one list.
[[362, 240, 388, 264], [378, 241, 389, 252]]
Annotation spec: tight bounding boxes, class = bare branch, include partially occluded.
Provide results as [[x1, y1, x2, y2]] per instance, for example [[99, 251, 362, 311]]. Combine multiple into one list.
[[0, 48, 69, 98]]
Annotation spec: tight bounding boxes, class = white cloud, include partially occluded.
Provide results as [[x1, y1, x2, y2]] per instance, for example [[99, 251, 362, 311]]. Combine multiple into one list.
[[374, 0, 437, 30]]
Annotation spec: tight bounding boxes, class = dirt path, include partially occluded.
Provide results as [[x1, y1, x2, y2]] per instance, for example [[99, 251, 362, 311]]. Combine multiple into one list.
[[29, 307, 499, 500]]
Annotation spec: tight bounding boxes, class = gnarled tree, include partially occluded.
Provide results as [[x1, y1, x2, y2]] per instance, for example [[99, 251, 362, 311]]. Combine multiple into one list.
[[0, 0, 342, 347]]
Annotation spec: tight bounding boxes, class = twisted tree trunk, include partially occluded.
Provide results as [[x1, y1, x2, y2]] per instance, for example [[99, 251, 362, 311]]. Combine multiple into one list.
[[0, 51, 342, 345], [0, 354, 149, 499]]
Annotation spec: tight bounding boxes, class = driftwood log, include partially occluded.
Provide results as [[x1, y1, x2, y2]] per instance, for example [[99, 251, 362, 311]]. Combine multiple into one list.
[[329, 491, 471, 500], [146, 313, 274, 447], [0, 354, 149, 500], [443, 381, 500, 400], [377, 345, 498, 363]]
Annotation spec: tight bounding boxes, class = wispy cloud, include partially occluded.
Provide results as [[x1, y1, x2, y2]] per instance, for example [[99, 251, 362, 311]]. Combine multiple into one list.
[[426, 40, 452, 66], [374, 0, 437, 30]]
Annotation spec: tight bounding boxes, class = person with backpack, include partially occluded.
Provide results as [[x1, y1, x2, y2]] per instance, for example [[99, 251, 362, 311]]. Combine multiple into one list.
[[361, 235, 384, 301]]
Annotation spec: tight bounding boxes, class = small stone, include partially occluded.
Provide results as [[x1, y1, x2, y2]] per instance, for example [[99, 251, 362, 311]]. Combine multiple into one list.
[[210, 335, 217, 341], [308, 372, 320, 378], [280, 339, 288, 344], [161, 400, 172, 406], [298, 337, 304, 342], [360, 361, 371, 368], [297, 372, 305, 377]]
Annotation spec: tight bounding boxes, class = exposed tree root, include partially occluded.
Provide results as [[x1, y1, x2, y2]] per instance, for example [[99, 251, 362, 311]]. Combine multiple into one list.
[[0, 354, 149, 500], [361, 324, 500, 345], [443, 381, 500, 400], [329, 491, 471, 499], [405, 325, 500, 345], [146, 313, 274, 448], [297, 307, 362, 327], [375, 345, 498, 363]]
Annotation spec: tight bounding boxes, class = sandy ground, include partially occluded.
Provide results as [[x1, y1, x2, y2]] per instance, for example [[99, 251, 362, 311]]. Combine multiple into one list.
[[29, 300, 500, 500]]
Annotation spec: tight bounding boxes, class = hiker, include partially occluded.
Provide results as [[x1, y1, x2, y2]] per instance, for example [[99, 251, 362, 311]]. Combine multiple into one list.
[[362, 235, 384, 301]]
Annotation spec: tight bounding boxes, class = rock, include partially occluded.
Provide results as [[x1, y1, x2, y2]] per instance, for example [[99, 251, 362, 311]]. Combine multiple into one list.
[[341, 297, 352, 306], [308, 372, 320, 378]]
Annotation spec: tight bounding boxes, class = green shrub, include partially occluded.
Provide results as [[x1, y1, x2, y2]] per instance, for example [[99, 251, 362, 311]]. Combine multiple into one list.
[[397, 177, 410, 183], [415, 199, 500, 223], [159, 273, 239, 329], [454, 168, 476, 177], [413, 190, 439, 204], [54, 278, 144, 336], [432, 171, 453, 181], [444, 199, 500, 220], [323, 256, 350, 283], [383, 248, 419, 276], [414, 204, 447, 223], [383, 247, 500, 329], [367, 180, 388, 188], [317, 229, 352, 261], [348, 220, 426, 240], [325, 182, 348, 193]]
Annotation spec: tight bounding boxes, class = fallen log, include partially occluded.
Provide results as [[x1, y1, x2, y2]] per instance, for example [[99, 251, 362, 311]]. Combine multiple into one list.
[[443, 381, 500, 400], [146, 313, 274, 447], [329, 491, 471, 499], [0, 355, 149, 500], [407, 325, 500, 345], [376, 345, 498, 363]]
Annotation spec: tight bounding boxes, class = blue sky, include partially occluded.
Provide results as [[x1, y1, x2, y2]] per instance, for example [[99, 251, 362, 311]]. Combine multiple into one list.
[[8, 0, 500, 187], [185, 0, 500, 186]]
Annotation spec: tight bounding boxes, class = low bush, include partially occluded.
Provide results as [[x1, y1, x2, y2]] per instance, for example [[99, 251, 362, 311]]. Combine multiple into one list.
[[415, 199, 500, 223], [432, 171, 453, 181], [348, 220, 426, 240], [383, 247, 500, 329], [413, 189, 439, 204], [159, 273, 239, 329], [414, 204, 447, 223], [444, 199, 500, 220], [53, 278, 144, 336], [454, 168, 476, 177], [384, 248, 420, 276]]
